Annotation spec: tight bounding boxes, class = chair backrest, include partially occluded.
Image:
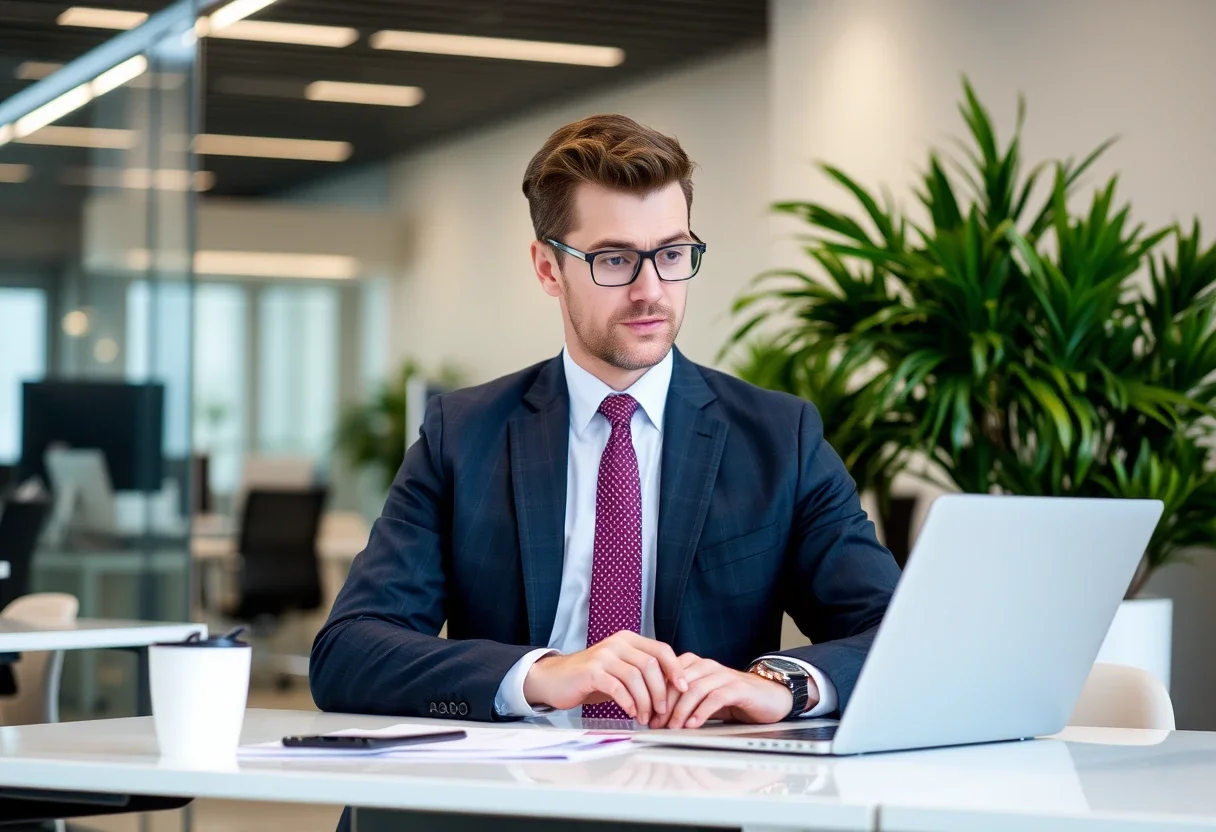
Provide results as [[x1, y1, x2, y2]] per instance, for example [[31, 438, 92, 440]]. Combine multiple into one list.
[[0, 498, 52, 610], [0, 466, 15, 501], [0, 593, 79, 725], [236, 487, 327, 618], [1069, 662, 1176, 731], [233, 455, 315, 517]]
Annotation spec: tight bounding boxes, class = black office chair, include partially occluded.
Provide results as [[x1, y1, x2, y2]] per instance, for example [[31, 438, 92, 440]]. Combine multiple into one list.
[[0, 468, 15, 503], [0, 499, 52, 612], [224, 488, 327, 686]]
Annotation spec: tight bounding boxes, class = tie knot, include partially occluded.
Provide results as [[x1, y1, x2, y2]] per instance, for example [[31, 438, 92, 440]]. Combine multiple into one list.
[[598, 393, 639, 428]]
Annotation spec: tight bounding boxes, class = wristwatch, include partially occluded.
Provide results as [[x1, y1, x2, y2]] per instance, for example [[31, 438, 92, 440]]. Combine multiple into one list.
[[747, 657, 811, 718]]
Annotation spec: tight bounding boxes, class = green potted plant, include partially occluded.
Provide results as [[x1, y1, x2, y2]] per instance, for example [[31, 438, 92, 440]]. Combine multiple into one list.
[[727, 78, 1216, 686], [335, 359, 465, 493], [730, 338, 918, 563]]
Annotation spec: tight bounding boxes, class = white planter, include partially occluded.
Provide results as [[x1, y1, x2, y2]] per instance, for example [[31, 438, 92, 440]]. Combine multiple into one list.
[[1095, 597, 1173, 691]]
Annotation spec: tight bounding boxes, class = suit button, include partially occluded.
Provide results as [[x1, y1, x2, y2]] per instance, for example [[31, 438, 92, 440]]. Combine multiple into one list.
[[448, 701, 457, 715], [458, 703, 468, 717], [438, 702, 448, 715], [429, 702, 437, 715]]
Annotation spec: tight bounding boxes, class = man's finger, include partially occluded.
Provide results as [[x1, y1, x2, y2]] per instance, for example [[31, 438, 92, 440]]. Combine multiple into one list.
[[686, 684, 736, 729], [620, 633, 688, 692], [591, 668, 636, 719], [605, 658, 652, 723], [657, 660, 721, 728], [624, 649, 670, 716], [666, 671, 726, 729]]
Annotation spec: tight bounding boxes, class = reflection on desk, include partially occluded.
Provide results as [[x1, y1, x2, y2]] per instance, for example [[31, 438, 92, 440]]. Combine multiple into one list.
[[0, 712, 1213, 831]]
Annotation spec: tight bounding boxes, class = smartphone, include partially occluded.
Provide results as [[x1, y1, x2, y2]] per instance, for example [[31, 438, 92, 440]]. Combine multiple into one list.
[[282, 730, 467, 750]]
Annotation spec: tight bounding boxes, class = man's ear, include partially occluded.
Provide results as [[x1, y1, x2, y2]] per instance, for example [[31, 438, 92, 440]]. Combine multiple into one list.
[[531, 240, 563, 298]]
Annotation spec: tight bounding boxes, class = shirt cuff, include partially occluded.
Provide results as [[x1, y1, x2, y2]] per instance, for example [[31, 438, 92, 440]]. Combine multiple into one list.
[[493, 648, 560, 718], [756, 655, 838, 718]]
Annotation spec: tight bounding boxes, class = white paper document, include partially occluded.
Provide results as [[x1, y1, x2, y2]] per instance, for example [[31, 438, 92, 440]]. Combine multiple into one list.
[[239, 724, 634, 762]]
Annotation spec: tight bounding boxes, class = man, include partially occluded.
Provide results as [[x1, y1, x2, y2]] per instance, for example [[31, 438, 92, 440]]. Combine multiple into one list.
[[310, 114, 900, 733]]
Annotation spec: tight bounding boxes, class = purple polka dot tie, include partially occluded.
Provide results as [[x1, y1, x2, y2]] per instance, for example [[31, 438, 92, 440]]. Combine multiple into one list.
[[582, 393, 643, 721]]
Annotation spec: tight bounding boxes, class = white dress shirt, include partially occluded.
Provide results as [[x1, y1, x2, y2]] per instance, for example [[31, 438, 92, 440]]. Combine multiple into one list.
[[494, 347, 837, 718]]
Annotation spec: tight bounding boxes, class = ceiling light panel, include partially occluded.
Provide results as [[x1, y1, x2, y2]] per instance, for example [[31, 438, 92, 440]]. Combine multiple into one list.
[[209, 0, 279, 31], [57, 7, 148, 30], [16, 126, 137, 149], [16, 62, 65, 81], [0, 164, 32, 184], [369, 30, 625, 67], [305, 81, 425, 107], [208, 20, 358, 47], [195, 134, 352, 162]]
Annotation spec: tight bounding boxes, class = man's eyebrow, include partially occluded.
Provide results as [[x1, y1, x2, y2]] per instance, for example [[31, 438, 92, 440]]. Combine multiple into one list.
[[585, 232, 694, 251]]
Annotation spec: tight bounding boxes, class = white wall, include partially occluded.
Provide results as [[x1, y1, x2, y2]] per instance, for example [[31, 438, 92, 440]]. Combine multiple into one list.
[[771, 0, 1216, 235], [386, 45, 769, 383], [771, 0, 1216, 728]]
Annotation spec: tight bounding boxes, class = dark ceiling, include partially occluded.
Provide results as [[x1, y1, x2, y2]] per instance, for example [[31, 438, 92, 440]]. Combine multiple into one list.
[[0, 0, 766, 204]]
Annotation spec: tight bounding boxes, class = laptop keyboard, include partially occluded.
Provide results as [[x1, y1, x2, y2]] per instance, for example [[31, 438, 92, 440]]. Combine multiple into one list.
[[735, 725, 838, 742]]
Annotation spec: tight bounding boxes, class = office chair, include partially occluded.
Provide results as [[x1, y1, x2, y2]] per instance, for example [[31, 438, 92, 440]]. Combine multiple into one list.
[[0, 467, 15, 501], [231, 455, 315, 518], [0, 498, 52, 612], [224, 488, 327, 686], [1069, 662, 1176, 731], [0, 593, 79, 726]]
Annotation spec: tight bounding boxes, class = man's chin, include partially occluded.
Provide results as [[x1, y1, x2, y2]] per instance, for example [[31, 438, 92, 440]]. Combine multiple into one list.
[[610, 338, 674, 372]]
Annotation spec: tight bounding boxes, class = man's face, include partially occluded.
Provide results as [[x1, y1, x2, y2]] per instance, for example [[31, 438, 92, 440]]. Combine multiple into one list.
[[539, 181, 691, 373]]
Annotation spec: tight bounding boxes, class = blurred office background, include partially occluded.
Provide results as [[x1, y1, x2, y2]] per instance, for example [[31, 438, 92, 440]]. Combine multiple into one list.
[[2, 0, 1216, 802]]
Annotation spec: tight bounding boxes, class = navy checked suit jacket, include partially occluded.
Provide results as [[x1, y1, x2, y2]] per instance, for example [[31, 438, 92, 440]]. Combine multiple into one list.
[[310, 348, 900, 721]]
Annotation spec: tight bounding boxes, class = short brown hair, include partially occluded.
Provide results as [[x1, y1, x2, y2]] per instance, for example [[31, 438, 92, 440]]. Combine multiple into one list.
[[522, 114, 695, 243]]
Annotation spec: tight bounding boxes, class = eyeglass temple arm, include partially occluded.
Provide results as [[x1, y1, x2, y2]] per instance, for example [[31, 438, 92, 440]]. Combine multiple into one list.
[[545, 239, 588, 262]]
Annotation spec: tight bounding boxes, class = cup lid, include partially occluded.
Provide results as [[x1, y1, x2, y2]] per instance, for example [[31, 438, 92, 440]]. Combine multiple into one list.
[[154, 626, 249, 648]]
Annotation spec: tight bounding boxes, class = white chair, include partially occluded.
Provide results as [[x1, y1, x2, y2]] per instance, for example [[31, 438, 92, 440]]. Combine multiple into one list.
[[0, 593, 79, 725], [1069, 662, 1175, 730]]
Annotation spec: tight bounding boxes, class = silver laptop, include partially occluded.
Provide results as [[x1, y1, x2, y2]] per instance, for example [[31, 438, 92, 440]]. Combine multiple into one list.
[[634, 494, 1163, 756]]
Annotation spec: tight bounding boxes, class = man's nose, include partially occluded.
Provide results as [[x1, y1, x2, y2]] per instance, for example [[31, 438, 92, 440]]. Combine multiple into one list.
[[629, 257, 664, 304]]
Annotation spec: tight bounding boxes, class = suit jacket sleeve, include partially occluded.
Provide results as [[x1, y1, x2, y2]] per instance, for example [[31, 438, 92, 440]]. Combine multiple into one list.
[[309, 396, 534, 721], [773, 401, 901, 713]]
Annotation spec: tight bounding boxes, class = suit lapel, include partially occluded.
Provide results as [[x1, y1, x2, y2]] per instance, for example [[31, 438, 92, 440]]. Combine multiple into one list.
[[655, 350, 728, 644], [508, 356, 569, 648]]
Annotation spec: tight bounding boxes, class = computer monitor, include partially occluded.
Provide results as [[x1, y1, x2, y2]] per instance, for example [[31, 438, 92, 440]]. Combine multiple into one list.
[[20, 381, 165, 492], [44, 448, 117, 537]]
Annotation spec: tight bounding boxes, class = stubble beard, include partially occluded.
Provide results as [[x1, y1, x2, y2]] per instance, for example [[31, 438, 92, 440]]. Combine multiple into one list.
[[563, 278, 681, 372]]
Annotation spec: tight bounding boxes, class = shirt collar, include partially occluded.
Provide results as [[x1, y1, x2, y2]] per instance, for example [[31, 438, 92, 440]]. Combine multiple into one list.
[[562, 345, 674, 438]]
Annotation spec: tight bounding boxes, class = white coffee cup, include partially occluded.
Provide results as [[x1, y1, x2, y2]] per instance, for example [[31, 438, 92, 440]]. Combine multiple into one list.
[[149, 628, 252, 763]]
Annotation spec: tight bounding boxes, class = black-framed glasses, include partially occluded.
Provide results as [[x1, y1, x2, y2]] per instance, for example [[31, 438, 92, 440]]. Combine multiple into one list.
[[547, 236, 707, 287]]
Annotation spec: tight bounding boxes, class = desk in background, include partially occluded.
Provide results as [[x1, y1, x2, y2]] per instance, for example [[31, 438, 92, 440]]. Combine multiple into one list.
[[0, 711, 1212, 831], [31, 549, 196, 715]]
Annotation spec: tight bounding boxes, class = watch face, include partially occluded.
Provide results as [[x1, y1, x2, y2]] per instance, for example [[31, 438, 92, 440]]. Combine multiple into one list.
[[762, 658, 805, 676]]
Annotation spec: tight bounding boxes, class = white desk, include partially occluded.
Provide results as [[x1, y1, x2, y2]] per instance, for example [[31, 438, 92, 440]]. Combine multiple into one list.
[[0, 618, 204, 653], [0, 619, 206, 723], [0, 712, 1213, 831]]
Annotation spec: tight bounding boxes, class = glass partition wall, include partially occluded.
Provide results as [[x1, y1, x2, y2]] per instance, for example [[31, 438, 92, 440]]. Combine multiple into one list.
[[0, 1, 202, 719]]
